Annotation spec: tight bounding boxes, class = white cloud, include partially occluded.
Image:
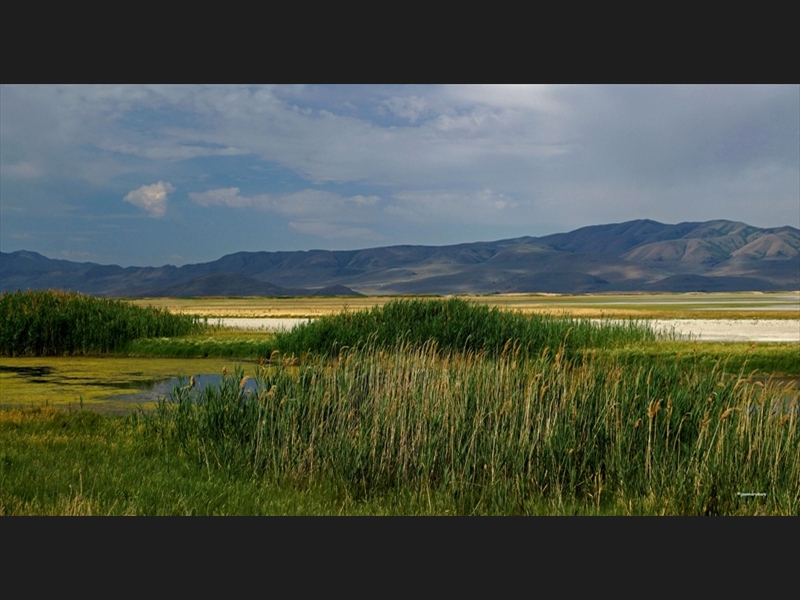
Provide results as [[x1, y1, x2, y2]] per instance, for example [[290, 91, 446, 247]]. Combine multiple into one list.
[[1, 85, 575, 192], [382, 96, 427, 122], [123, 181, 175, 217], [190, 187, 381, 222], [188, 187, 249, 207], [444, 84, 566, 113], [275, 190, 380, 219]]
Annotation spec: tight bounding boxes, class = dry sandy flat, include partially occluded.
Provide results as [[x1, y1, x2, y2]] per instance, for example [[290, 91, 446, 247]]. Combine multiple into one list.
[[132, 292, 800, 320], [212, 317, 315, 331], [649, 319, 799, 342], [214, 317, 800, 343]]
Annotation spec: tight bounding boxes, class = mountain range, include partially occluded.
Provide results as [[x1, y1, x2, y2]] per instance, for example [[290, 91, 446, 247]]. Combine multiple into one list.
[[2, 219, 798, 297]]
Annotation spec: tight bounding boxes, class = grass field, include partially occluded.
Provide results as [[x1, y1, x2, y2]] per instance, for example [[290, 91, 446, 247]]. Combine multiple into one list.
[[1, 292, 798, 515]]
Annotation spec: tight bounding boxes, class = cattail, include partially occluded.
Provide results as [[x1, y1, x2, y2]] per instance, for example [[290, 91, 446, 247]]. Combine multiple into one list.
[[648, 399, 662, 420]]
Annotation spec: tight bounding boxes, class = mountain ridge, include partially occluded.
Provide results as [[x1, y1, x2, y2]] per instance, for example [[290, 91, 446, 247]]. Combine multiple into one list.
[[2, 219, 798, 296]]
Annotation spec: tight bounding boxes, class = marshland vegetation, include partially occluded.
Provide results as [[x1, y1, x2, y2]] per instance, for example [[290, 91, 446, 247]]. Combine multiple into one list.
[[0, 289, 204, 356], [1, 290, 797, 514]]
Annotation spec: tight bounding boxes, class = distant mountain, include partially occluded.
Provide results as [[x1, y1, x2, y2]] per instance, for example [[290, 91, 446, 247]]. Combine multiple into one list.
[[139, 273, 363, 298], [2, 220, 798, 296]]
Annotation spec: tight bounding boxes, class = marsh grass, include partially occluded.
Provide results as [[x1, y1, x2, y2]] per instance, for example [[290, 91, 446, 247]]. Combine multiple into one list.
[[151, 342, 799, 515], [124, 335, 277, 359], [0, 290, 205, 356], [275, 297, 655, 360]]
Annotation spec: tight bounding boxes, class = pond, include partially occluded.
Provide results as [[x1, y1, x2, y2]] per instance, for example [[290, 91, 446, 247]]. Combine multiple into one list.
[[0, 357, 259, 414], [112, 372, 260, 404]]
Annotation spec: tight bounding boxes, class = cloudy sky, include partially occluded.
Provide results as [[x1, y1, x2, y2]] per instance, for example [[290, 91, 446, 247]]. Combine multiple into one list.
[[1, 84, 798, 267]]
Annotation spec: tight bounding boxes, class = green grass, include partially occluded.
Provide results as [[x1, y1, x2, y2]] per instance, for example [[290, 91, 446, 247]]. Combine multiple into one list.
[[123, 334, 278, 359], [0, 405, 631, 515], [597, 342, 800, 377], [0, 406, 392, 515]]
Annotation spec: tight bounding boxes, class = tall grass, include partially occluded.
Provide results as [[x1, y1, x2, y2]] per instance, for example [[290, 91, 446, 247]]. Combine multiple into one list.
[[152, 344, 798, 514], [0, 290, 205, 356], [275, 298, 655, 360]]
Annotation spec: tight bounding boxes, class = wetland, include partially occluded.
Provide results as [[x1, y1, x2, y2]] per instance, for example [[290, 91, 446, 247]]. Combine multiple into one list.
[[1, 291, 798, 515]]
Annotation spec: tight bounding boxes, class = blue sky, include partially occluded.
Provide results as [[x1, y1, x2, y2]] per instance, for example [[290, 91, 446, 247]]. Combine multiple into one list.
[[1, 84, 798, 267]]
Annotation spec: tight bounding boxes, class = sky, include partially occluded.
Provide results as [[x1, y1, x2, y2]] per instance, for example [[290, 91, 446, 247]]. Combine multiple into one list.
[[1, 84, 798, 267]]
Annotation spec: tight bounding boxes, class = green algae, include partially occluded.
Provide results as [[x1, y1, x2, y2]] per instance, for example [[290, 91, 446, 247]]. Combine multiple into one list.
[[0, 356, 258, 413]]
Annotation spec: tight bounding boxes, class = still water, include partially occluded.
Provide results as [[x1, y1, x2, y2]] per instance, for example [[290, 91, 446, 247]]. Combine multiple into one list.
[[112, 373, 260, 404]]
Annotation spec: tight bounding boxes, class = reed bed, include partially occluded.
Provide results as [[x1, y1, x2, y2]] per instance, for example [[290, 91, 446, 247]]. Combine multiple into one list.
[[275, 297, 655, 359], [151, 343, 798, 514], [0, 290, 205, 356]]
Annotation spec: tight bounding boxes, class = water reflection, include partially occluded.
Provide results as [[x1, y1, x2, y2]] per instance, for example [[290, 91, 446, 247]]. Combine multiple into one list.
[[113, 373, 259, 404]]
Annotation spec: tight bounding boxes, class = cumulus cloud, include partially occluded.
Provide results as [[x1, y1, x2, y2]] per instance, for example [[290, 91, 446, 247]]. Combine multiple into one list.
[[188, 187, 249, 207], [382, 96, 427, 122], [123, 181, 175, 217]]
